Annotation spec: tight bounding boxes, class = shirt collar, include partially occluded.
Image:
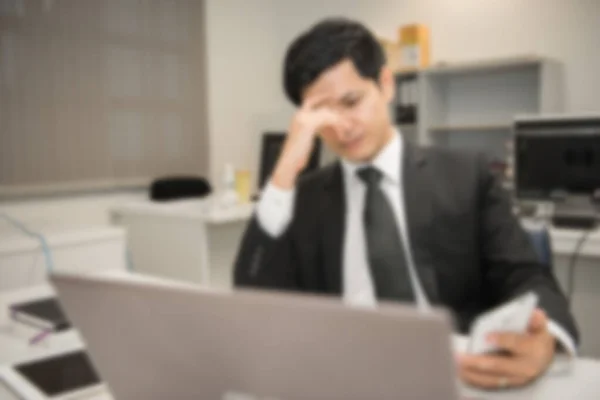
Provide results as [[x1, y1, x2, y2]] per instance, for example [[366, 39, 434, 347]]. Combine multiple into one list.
[[341, 129, 403, 185]]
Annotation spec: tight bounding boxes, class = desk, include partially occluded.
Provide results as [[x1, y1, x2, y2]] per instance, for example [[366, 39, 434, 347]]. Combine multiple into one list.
[[552, 228, 600, 360], [0, 285, 113, 400], [548, 226, 600, 258], [0, 225, 126, 292], [520, 220, 600, 259], [453, 336, 600, 399], [111, 198, 253, 288], [1, 283, 600, 400], [522, 220, 600, 358]]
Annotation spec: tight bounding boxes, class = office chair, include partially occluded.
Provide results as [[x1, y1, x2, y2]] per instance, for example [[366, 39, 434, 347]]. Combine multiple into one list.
[[258, 132, 321, 190], [524, 226, 553, 271], [150, 176, 212, 202]]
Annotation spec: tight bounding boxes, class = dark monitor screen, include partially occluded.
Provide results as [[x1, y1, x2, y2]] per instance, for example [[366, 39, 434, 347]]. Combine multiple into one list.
[[258, 132, 321, 189], [516, 128, 600, 200], [15, 351, 101, 397]]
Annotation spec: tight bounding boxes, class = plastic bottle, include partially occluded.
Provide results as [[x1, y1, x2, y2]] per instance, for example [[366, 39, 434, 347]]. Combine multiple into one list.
[[220, 163, 239, 208]]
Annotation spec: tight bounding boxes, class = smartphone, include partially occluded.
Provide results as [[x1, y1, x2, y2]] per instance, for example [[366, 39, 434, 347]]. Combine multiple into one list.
[[468, 291, 539, 355]]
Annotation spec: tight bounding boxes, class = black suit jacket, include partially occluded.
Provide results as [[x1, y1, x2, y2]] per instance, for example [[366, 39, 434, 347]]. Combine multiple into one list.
[[234, 141, 579, 341]]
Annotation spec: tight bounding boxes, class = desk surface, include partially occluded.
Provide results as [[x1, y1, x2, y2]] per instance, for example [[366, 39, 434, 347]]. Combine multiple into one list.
[[1, 283, 599, 400], [112, 202, 600, 256], [0, 286, 84, 366], [549, 227, 600, 258], [453, 336, 600, 399], [0, 225, 125, 255], [0, 285, 114, 399], [111, 197, 254, 224], [521, 219, 600, 258]]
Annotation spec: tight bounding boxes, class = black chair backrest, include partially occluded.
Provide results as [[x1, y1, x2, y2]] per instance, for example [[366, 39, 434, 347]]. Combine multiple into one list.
[[524, 226, 553, 271], [258, 132, 321, 189], [150, 176, 212, 202]]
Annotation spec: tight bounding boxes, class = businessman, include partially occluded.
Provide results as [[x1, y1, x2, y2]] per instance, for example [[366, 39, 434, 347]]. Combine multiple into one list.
[[234, 18, 579, 389]]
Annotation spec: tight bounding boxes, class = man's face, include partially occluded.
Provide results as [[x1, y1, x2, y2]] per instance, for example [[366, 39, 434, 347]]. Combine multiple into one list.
[[302, 59, 395, 163]]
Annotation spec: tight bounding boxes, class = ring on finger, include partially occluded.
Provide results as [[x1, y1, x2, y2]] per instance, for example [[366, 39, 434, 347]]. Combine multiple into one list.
[[498, 376, 509, 389]]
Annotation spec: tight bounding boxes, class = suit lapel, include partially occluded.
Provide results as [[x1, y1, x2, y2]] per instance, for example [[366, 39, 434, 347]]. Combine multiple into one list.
[[319, 162, 345, 295], [402, 143, 441, 304], [317, 147, 439, 302]]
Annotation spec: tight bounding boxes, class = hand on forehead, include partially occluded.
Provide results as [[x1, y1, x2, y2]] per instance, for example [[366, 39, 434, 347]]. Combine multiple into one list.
[[301, 92, 333, 110], [302, 60, 368, 107]]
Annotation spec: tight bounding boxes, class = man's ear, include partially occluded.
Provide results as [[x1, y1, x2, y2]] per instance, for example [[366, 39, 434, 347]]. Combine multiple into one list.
[[379, 66, 395, 103]]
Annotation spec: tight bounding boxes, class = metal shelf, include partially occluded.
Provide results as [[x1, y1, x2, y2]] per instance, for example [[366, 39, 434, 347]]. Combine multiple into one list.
[[429, 124, 511, 133]]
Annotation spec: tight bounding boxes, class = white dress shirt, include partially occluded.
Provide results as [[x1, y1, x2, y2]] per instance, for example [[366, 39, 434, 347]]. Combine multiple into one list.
[[256, 131, 576, 355]]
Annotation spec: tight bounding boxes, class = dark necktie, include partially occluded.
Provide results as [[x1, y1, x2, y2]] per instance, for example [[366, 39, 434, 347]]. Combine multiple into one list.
[[357, 167, 415, 302]]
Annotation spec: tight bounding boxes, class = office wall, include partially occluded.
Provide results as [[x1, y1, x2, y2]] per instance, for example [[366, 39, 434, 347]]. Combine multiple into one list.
[[3, 0, 599, 226], [0, 191, 145, 227], [205, 0, 600, 182], [204, 0, 290, 189]]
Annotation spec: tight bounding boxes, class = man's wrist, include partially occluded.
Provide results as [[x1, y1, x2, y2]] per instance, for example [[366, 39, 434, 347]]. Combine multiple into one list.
[[272, 162, 299, 190], [256, 181, 296, 238], [547, 319, 577, 357]]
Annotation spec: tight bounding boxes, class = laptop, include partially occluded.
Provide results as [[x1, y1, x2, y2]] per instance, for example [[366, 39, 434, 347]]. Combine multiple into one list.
[[51, 272, 459, 400]]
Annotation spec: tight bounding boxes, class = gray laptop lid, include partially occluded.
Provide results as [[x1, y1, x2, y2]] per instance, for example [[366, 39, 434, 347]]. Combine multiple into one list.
[[51, 273, 458, 400]]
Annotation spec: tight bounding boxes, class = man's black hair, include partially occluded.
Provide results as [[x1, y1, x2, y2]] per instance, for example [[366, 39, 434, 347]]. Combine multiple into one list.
[[283, 18, 386, 106]]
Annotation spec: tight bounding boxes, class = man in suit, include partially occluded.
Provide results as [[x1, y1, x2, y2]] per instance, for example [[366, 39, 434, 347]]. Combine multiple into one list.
[[234, 18, 578, 390]]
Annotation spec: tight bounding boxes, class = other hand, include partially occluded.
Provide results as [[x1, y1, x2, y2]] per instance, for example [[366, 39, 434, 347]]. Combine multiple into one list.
[[458, 309, 556, 390]]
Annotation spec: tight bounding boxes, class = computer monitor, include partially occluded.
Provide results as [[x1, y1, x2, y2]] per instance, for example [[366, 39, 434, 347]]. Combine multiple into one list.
[[258, 132, 322, 190], [515, 115, 600, 201], [515, 115, 600, 228]]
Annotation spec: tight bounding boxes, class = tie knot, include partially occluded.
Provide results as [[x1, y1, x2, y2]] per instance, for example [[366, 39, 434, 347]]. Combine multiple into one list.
[[357, 167, 383, 186]]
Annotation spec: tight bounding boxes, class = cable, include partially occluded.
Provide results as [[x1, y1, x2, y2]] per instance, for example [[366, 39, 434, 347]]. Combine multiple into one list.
[[27, 248, 41, 286], [0, 213, 55, 273], [566, 227, 594, 307], [1, 214, 58, 347], [125, 247, 135, 272]]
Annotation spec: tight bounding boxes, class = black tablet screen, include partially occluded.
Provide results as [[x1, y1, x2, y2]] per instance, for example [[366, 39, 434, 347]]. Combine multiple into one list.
[[15, 351, 101, 397]]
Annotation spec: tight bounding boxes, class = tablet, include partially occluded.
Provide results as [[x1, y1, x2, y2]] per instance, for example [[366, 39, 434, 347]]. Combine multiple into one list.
[[5, 351, 105, 399]]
